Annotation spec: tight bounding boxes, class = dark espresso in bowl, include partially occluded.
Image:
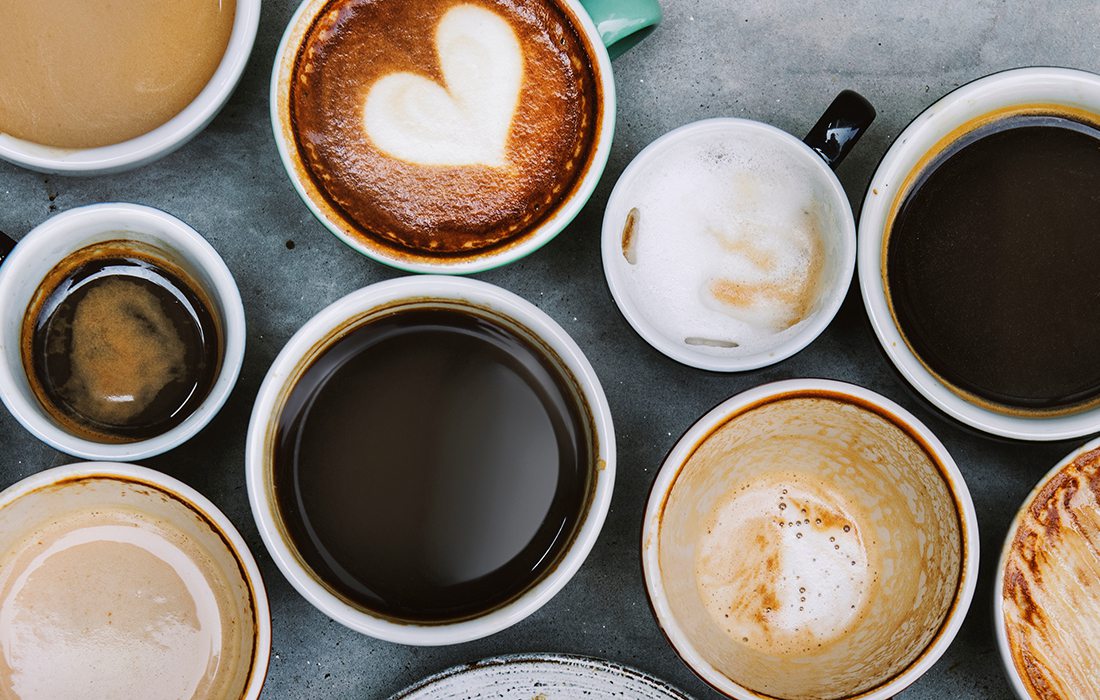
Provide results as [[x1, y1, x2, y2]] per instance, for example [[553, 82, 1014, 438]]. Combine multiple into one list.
[[886, 111, 1100, 414], [21, 242, 221, 443], [289, 0, 601, 258], [272, 305, 593, 622]]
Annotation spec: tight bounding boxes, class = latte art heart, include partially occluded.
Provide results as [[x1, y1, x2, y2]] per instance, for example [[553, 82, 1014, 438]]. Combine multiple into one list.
[[363, 5, 524, 167]]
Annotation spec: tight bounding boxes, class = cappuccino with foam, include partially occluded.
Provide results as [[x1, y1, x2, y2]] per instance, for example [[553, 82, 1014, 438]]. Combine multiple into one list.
[[289, 0, 602, 259]]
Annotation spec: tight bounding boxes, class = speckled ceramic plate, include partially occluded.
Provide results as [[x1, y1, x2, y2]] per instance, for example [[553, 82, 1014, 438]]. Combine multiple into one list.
[[388, 654, 693, 699]]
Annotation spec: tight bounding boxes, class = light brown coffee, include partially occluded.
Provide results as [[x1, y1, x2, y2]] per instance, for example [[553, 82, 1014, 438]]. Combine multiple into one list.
[[0, 477, 258, 699], [0, 0, 236, 148], [289, 0, 602, 259], [1003, 447, 1100, 700]]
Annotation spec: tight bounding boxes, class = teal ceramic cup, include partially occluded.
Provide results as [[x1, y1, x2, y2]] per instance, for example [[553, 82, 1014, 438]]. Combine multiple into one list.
[[271, 0, 661, 274]]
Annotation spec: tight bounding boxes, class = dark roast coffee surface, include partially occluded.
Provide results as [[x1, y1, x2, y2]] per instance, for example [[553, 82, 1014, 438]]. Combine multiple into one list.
[[25, 252, 220, 442], [273, 307, 592, 622], [887, 114, 1100, 412]]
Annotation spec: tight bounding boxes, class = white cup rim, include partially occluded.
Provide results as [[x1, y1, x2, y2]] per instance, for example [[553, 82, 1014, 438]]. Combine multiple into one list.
[[600, 118, 856, 371], [268, 0, 617, 274], [0, 203, 246, 460], [0, 461, 272, 699], [0, 0, 260, 175], [857, 66, 1100, 441], [640, 378, 980, 700], [245, 275, 616, 644], [992, 433, 1100, 699]]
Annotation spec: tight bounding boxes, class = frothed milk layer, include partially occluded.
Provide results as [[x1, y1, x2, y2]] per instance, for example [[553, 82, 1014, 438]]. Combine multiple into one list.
[[1003, 448, 1100, 700], [697, 474, 871, 656], [613, 126, 838, 356], [0, 481, 256, 699], [290, 0, 601, 256]]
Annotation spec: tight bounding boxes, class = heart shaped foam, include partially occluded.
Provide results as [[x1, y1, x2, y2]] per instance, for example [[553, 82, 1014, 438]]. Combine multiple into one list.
[[363, 5, 524, 167]]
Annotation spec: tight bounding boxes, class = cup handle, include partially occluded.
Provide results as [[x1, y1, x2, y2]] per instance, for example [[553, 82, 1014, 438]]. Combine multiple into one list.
[[803, 90, 876, 170], [578, 0, 662, 60], [0, 231, 15, 265]]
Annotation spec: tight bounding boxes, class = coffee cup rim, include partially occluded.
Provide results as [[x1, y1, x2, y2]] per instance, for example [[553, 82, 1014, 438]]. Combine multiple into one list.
[[245, 275, 616, 645], [640, 378, 980, 700], [857, 66, 1100, 440], [0, 202, 247, 460], [992, 433, 1100, 699], [0, 0, 260, 175], [268, 0, 617, 275], [600, 117, 856, 372], [0, 461, 272, 698]]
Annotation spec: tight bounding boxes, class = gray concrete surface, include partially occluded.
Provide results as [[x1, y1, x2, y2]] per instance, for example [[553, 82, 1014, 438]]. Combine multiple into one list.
[[2, 1, 1099, 697]]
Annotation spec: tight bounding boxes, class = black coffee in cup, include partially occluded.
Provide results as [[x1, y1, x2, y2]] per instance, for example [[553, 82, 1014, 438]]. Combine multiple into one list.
[[21, 241, 221, 442], [885, 110, 1100, 415], [272, 304, 593, 623]]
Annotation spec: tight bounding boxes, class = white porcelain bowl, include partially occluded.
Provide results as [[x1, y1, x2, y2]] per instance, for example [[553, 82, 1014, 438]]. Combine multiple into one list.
[[0, 0, 260, 175]]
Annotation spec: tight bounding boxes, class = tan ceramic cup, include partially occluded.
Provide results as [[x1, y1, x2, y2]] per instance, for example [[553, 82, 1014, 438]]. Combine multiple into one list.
[[642, 379, 978, 700], [995, 435, 1100, 699]]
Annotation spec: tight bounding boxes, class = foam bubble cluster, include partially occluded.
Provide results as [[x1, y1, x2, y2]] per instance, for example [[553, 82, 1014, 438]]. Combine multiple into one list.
[[616, 130, 833, 355]]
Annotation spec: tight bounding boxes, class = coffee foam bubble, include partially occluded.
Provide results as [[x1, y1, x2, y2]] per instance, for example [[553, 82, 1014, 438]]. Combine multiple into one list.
[[0, 510, 237, 699], [615, 130, 833, 355], [363, 5, 524, 167], [696, 473, 871, 655]]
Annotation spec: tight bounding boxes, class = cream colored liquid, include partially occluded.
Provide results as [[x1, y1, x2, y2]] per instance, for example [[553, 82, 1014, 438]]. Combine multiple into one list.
[[0, 0, 236, 148]]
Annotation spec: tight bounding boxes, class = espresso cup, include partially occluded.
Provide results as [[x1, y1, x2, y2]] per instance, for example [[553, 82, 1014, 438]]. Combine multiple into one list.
[[859, 67, 1100, 441], [0, 462, 270, 698], [271, 0, 660, 274], [995, 435, 1100, 699], [0, 203, 246, 460], [246, 276, 615, 644], [642, 379, 978, 699], [602, 91, 874, 371]]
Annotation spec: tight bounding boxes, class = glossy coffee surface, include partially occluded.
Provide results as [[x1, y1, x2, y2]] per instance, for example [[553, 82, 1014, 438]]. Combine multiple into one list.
[[1003, 447, 1100, 700], [21, 242, 221, 444], [886, 112, 1100, 415], [273, 306, 592, 622], [290, 0, 601, 258]]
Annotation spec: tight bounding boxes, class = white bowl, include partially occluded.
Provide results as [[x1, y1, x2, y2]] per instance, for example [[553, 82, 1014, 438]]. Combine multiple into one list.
[[0, 0, 260, 175], [246, 276, 615, 644], [0, 203, 246, 460]]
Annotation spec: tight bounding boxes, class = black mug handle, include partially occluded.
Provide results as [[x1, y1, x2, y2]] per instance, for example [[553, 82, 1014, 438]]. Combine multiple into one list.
[[0, 231, 15, 265], [803, 89, 876, 170]]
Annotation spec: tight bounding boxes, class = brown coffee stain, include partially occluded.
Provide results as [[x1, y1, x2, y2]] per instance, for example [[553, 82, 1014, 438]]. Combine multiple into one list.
[[621, 207, 639, 264], [1003, 447, 1100, 700]]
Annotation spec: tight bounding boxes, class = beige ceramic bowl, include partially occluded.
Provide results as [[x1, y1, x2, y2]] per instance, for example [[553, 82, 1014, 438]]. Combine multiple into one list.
[[642, 379, 978, 700]]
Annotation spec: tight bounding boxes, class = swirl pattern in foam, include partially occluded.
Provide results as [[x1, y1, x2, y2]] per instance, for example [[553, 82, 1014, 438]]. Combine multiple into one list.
[[1003, 447, 1100, 700], [611, 124, 842, 356], [290, 0, 601, 257]]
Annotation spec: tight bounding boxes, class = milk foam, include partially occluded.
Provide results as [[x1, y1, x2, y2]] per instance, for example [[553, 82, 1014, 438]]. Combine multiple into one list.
[[695, 474, 871, 655], [616, 130, 833, 354], [363, 5, 524, 167], [0, 512, 231, 699]]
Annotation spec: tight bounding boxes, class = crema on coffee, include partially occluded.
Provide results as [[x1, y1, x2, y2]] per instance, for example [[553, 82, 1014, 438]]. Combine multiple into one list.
[[289, 0, 602, 258]]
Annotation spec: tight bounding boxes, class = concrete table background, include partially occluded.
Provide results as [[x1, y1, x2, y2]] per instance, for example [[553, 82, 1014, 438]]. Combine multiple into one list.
[[2, 1, 1098, 697]]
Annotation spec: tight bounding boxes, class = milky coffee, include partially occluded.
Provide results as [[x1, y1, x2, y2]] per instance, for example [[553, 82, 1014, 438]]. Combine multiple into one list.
[[0, 478, 257, 699], [1003, 447, 1100, 700], [0, 0, 235, 149], [614, 127, 830, 355], [289, 0, 601, 257]]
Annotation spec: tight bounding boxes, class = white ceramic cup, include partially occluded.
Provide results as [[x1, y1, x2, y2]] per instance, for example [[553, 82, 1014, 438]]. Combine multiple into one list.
[[246, 276, 615, 645], [858, 67, 1100, 441], [269, 0, 626, 275], [0, 462, 271, 698], [0, 0, 260, 175], [0, 203, 246, 460], [642, 378, 979, 700], [602, 92, 873, 371], [994, 434, 1100, 699]]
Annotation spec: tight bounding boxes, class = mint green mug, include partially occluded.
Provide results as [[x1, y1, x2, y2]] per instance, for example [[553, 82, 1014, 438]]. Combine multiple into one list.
[[270, 0, 660, 275]]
